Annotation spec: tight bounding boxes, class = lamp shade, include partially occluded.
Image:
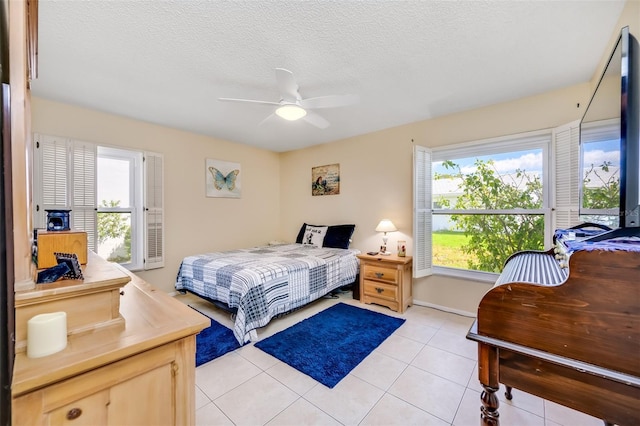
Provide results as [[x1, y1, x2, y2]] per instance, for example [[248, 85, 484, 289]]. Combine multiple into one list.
[[375, 219, 397, 233], [275, 104, 307, 121]]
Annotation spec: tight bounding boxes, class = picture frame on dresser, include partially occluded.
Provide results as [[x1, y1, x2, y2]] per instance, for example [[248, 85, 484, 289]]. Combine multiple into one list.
[[54, 252, 84, 280]]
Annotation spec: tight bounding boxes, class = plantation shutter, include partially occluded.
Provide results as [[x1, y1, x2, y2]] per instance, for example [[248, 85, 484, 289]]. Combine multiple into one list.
[[33, 134, 69, 229], [33, 136, 97, 250], [553, 120, 581, 230], [413, 145, 432, 278], [71, 140, 97, 251], [144, 152, 164, 269]]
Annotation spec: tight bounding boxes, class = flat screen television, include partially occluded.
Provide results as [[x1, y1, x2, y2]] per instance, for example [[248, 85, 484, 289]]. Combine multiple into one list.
[[579, 26, 640, 240]]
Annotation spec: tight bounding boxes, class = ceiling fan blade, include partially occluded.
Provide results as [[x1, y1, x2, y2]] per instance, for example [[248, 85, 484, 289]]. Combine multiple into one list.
[[258, 113, 278, 127], [275, 68, 300, 102], [302, 111, 330, 129], [300, 94, 360, 109], [218, 97, 280, 106]]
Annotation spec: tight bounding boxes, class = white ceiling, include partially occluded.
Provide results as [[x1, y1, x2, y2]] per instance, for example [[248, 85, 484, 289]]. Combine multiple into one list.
[[31, 0, 627, 152]]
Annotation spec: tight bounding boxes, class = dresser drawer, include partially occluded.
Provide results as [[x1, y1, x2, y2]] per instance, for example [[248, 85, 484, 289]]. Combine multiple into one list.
[[363, 264, 398, 284], [363, 280, 398, 302]]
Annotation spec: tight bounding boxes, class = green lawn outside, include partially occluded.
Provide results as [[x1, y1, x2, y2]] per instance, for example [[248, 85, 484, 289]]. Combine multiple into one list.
[[432, 230, 477, 269]]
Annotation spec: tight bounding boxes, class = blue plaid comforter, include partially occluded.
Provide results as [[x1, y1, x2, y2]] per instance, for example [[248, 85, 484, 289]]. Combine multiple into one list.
[[175, 244, 360, 343]]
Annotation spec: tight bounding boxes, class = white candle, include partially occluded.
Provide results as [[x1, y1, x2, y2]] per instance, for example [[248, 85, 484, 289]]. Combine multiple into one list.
[[27, 312, 68, 358]]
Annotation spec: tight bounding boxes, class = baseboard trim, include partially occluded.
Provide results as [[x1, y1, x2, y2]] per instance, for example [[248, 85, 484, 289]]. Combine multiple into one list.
[[412, 299, 476, 318], [170, 290, 477, 318]]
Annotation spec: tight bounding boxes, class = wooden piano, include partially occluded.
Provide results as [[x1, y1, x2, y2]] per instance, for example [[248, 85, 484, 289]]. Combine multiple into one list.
[[467, 228, 640, 426]]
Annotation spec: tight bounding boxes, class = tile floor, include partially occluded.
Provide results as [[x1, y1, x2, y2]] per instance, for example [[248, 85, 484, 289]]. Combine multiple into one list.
[[176, 292, 603, 426]]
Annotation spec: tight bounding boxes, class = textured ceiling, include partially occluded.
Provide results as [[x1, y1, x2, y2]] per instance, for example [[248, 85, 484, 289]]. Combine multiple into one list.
[[31, 0, 626, 152]]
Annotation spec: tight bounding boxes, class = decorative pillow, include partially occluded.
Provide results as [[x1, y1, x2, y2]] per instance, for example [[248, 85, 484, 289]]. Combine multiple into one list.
[[301, 225, 328, 247], [323, 224, 356, 249], [295, 223, 311, 244], [296, 223, 356, 249]]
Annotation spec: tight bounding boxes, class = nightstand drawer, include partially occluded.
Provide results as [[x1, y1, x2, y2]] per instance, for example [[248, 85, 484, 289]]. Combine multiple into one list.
[[363, 264, 398, 284], [363, 280, 398, 302]]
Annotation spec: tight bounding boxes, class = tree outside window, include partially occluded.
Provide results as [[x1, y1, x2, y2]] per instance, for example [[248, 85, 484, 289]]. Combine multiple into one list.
[[580, 135, 621, 228], [97, 200, 132, 263], [432, 143, 620, 274], [434, 158, 544, 273]]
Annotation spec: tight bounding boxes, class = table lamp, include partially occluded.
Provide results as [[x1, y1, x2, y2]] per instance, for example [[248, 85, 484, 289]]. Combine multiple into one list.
[[375, 219, 397, 255]]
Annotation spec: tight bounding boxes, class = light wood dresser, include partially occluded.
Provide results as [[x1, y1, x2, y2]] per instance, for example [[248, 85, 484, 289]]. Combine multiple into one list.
[[357, 253, 413, 313], [11, 253, 209, 425]]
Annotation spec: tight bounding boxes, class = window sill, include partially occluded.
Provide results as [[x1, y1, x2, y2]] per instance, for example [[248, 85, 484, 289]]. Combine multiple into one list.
[[433, 266, 498, 283], [116, 263, 143, 272]]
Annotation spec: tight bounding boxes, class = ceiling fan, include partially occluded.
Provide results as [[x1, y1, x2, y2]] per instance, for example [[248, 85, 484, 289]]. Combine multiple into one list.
[[218, 68, 359, 129]]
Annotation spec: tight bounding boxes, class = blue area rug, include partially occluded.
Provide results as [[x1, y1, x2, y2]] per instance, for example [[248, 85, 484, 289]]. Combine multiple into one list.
[[190, 306, 242, 367], [254, 302, 405, 388]]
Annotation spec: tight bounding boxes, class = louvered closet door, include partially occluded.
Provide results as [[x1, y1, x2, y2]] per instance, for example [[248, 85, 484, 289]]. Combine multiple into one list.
[[144, 152, 164, 269], [553, 120, 580, 230], [33, 134, 69, 230], [71, 141, 97, 251], [413, 145, 432, 278]]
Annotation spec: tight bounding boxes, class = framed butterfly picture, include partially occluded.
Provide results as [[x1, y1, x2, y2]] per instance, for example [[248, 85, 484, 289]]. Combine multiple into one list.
[[206, 159, 242, 198]]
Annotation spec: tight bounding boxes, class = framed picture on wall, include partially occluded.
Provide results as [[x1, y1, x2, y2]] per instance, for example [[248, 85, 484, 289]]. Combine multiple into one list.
[[312, 163, 340, 196], [206, 159, 241, 198]]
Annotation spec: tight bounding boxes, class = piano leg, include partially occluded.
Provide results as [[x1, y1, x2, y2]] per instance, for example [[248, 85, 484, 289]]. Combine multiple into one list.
[[505, 386, 513, 400], [478, 343, 501, 425], [481, 385, 500, 426]]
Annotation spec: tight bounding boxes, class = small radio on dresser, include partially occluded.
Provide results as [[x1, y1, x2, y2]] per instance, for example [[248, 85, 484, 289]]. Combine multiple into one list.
[[45, 209, 71, 231]]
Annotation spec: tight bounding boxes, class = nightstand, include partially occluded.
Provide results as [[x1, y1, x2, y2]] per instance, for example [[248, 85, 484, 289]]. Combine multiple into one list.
[[356, 253, 413, 313]]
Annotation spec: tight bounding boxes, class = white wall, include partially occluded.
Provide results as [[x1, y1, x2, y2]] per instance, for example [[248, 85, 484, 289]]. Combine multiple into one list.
[[27, 82, 598, 313], [31, 98, 282, 292], [29, 0, 640, 311], [280, 83, 591, 315], [278, 0, 640, 315]]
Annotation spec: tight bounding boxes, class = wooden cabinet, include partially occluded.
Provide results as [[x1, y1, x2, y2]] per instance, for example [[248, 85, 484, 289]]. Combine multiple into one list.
[[13, 342, 182, 425], [357, 254, 412, 313], [34, 230, 88, 268], [12, 254, 209, 425]]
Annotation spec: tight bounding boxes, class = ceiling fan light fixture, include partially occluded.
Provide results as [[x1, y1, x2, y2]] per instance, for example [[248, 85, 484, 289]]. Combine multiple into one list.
[[275, 104, 307, 121]]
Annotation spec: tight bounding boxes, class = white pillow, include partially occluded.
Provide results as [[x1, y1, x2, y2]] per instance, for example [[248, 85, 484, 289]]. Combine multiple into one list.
[[301, 225, 328, 247]]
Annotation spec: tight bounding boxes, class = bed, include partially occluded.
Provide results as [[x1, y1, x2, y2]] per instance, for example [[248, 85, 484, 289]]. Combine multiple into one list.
[[175, 224, 359, 344]]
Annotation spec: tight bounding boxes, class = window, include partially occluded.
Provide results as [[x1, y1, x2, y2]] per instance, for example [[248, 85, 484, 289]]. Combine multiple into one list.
[[96, 147, 143, 269], [33, 134, 164, 271], [414, 126, 579, 280], [579, 119, 620, 227]]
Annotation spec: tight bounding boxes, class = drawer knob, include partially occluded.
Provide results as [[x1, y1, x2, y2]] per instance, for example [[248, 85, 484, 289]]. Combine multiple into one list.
[[375, 287, 384, 294], [375, 272, 384, 278], [66, 408, 82, 420]]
